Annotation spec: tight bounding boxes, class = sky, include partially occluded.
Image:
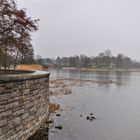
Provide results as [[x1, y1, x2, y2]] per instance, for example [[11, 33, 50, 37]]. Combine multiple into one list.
[[17, 0, 140, 60]]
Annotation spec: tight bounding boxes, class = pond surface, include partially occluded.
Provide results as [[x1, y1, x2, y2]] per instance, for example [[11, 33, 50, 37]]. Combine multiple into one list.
[[48, 69, 140, 140]]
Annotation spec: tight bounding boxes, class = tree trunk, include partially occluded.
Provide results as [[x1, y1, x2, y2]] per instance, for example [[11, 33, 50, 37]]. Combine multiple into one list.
[[14, 50, 19, 70]]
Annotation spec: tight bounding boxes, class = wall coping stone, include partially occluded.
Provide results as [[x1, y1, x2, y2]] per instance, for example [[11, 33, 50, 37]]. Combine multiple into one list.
[[0, 70, 50, 83]]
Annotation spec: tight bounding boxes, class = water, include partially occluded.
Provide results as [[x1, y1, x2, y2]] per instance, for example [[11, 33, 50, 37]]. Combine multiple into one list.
[[48, 69, 140, 140]]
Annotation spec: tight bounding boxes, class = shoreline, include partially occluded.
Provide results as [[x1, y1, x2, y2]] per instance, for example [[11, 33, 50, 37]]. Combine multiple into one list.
[[49, 67, 140, 72]]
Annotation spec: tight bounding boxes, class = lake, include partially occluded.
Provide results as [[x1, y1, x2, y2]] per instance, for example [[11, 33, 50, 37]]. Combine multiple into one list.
[[48, 69, 140, 140]]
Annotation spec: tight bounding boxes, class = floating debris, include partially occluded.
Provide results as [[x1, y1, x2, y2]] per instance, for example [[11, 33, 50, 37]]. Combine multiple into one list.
[[49, 79, 72, 96], [90, 113, 93, 116], [86, 113, 96, 121], [49, 103, 60, 113], [87, 116, 90, 120], [56, 113, 61, 117], [55, 125, 63, 130], [91, 116, 96, 120], [46, 119, 54, 124]]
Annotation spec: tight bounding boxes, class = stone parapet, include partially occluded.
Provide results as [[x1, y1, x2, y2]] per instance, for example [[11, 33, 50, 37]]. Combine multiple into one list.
[[0, 70, 50, 140]]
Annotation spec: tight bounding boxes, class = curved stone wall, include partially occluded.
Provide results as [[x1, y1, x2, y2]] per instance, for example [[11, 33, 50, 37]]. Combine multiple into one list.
[[0, 70, 50, 140]]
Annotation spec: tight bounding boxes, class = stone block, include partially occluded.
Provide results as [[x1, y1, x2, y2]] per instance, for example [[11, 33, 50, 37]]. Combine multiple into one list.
[[21, 113, 29, 120], [0, 110, 12, 119], [0, 87, 5, 94], [13, 109, 24, 116], [9, 117, 21, 126], [5, 102, 19, 110], [0, 119, 7, 127], [0, 94, 10, 101], [24, 102, 34, 110]]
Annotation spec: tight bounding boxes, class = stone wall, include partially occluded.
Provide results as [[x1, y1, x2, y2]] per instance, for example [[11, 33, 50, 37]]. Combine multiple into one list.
[[0, 70, 50, 140]]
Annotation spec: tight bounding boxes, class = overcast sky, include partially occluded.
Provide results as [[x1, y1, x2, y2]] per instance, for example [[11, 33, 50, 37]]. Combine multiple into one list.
[[17, 0, 140, 60]]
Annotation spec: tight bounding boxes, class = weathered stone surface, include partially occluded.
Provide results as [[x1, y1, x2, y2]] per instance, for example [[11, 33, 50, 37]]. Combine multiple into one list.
[[0, 94, 10, 101], [0, 119, 7, 127], [0, 110, 12, 119], [13, 109, 24, 116], [5, 102, 19, 110], [9, 117, 21, 126], [0, 70, 50, 140], [21, 112, 29, 120], [0, 86, 5, 94]]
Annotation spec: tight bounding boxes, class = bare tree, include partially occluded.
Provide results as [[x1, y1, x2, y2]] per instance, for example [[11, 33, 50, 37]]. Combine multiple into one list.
[[0, 0, 39, 69]]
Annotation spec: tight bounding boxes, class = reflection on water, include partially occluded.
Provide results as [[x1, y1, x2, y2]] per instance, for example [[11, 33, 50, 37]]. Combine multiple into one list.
[[46, 69, 140, 140], [50, 69, 132, 87]]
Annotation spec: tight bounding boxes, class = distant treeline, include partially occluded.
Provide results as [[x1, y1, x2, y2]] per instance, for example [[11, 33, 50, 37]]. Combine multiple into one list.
[[35, 50, 140, 69]]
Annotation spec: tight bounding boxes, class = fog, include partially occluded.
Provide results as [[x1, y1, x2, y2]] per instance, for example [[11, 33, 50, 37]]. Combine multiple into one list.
[[17, 0, 140, 60]]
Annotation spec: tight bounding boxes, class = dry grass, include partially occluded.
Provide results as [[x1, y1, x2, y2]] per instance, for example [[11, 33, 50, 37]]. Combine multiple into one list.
[[49, 103, 60, 113]]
